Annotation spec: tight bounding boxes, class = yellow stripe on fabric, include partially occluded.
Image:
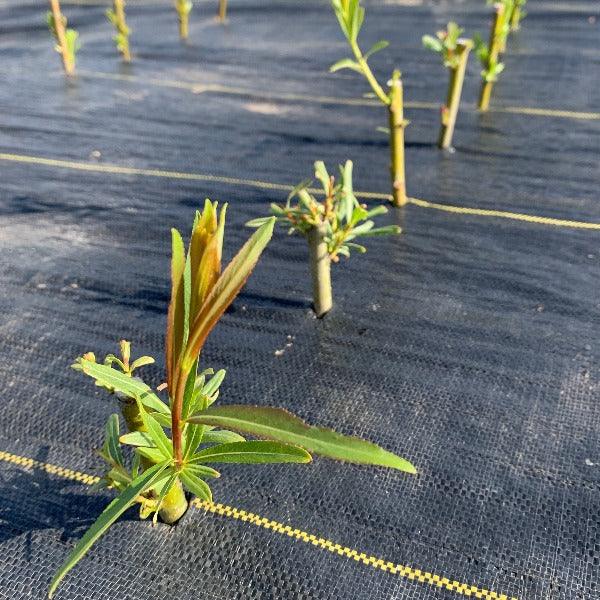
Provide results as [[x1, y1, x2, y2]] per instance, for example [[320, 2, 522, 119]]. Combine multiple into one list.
[[408, 197, 600, 230], [76, 70, 600, 120], [0, 449, 518, 600], [1, 152, 599, 230]]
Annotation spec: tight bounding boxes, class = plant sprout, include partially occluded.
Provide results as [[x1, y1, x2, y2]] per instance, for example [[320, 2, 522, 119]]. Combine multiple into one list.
[[48, 201, 415, 597], [330, 0, 408, 207], [47, 0, 79, 75], [423, 22, 473, 150], [106, 0, 131, 62], [491, 0, 513, 52], [510, 0, 526, 30], [247, 160, 401, 317], [175, 0, 193, 40], [474, 3, 506, 111]]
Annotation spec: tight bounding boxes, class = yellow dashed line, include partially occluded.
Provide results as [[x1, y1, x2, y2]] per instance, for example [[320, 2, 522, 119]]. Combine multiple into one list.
[[77, 70, 600, 120], [0, 448, 517, 600], [1, 151, 599, 230]]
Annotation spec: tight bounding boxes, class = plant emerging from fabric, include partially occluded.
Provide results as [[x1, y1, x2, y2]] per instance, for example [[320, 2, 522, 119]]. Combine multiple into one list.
[[48, 201, 415, 597], [47, 0, 79, 75], [175, 0, 193, 39], [106, 0, 131, 61], [474, 2, 506, 111], [510, 0, 526, 30], [422, 22, 473, 149], [218, 0, 227, 22], [247, 161, 401, 317], [330, 0, 408, 207]]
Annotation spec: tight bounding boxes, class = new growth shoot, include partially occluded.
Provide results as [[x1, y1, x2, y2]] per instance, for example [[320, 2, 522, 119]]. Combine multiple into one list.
[[47, 0, 79, 75], [330, 0, 408, 207], [48, 202, 414, 598], [510, 0, 527, 30], [474, 3, 506, 111], [247, 161, 401, 317], [106, 0, 131, 61], [423, 22, 473, 149], [175, 0, 193, 39]]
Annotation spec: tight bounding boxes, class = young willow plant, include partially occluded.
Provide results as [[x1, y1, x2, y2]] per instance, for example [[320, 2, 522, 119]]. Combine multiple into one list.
[[423, 22, 473, 150], [474, 2, 506, 111], [247, 160, 401, 318], [47, 0, 79, 75], [175, 0, 193, 40], [106, 0, 131, 62], [330, 0, 408, 207], [48, 201, 415, 597]]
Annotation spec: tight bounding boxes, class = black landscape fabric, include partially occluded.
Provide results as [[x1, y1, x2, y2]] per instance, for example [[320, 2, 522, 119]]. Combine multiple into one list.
[[0, 0, 599, 599]]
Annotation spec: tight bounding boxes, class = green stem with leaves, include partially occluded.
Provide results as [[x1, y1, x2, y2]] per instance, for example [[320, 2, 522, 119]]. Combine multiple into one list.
[[307, 222, 333, 318], [438, 40, 472, 149], [119, 395, 188, 523], [108, 0, 131, 61], [478, 3, 505, 111], [48, 0, 75, 75]]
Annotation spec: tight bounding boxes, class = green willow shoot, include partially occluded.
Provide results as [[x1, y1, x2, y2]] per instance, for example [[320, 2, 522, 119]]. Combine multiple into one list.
[[175, 0, 193, 39], [106, 0, 131, 62], [510, 0, 527, 30], [246, 160, 401, 317], [330, 0, 408, 207], [423, 22, 473, 149], [48, 201, 415, 597], [474, 2, 506, 110], [47, 0, 79, 75]]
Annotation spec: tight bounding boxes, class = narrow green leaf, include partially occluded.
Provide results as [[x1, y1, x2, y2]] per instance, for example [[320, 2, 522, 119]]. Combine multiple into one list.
[[139, 408, 173, 459], [104, 414, 124, 467], [189, 406, 416, 473], [180, 470, 213, 502], [364, 39, 389, 60], [201, 430, 246, 445], [76, 359, 170, 415], [184, 463, 221, 479], [190, 440, 311, 465], [48, 462, 169, 598], [182, 218, 275, 372], [166, 228, 186, 393], [183, 422, 206, 460], [130, 356, 155, 371], [202, 369, 226, 397], [119, 431, 156, 447], [329, 58, 363, 74], [136, 446, 168, 464]]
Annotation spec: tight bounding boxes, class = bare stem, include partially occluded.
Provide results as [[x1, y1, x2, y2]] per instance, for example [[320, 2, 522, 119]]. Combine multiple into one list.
[[438, 40, 472, 150], [478, 3, 505, 111], [388, 70, 407, 207], [307, 223, 333, 318], [218, 0, 227, 22], [48, 0, 74, 75]]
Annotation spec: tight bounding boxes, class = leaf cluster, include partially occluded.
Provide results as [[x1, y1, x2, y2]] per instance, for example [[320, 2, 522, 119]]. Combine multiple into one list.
[[422, 22, 468, 69], [49, 204, 414, 596], [106, 7, 130, 55], [329, 0, 391, 106], [246, 160, 401, 262], [46, 11, 80, 62], [473, 34, 505, 82]]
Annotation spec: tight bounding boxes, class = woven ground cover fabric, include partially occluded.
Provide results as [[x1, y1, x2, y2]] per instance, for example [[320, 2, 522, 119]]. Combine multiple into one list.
[[0, 0, 599, 599]]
